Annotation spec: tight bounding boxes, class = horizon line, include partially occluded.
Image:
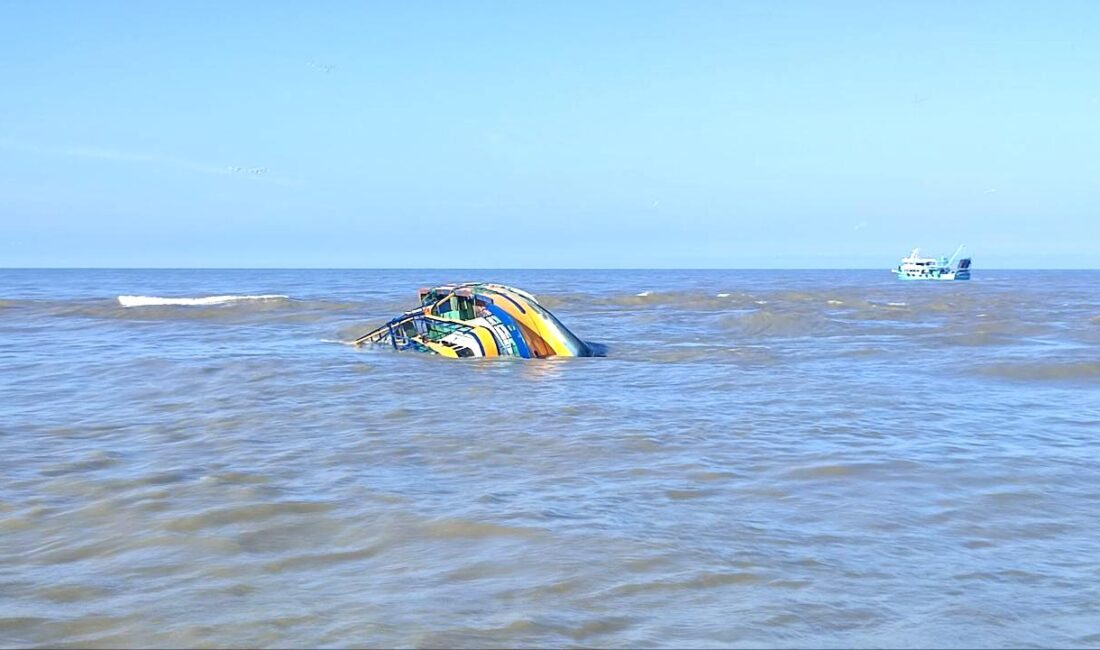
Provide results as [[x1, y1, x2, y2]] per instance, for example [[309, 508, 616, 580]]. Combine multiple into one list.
[[4, 266, 1100, 272]]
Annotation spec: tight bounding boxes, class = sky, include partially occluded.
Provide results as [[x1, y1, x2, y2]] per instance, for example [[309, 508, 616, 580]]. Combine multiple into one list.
[[1, 0, 1098, 268]]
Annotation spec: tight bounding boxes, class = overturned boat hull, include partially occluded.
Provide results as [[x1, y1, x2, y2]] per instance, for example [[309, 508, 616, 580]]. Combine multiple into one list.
[[356, 283, 602, 358]]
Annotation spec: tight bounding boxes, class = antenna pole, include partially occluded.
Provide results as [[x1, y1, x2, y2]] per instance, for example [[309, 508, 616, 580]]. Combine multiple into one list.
[[948, 244, 965, 265]]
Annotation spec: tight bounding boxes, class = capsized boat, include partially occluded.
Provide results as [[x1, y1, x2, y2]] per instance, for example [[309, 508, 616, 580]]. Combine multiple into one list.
[[354, 283, 604, 358], [892, 246, 972, 281]]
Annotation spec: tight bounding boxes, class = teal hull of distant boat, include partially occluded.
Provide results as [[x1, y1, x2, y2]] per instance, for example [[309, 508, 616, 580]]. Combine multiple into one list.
[[892, 270, 971, 281]]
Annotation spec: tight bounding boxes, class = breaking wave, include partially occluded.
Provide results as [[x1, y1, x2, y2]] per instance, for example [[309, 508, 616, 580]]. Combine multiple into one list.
[[540, 290, 933, 314], [118, 294, 290, 307], [3, 295, 367, 325], [540, 290, 766, 310]]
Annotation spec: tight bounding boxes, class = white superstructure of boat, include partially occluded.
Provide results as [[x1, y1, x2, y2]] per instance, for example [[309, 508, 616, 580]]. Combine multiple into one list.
[[892, 246, 972, 281]]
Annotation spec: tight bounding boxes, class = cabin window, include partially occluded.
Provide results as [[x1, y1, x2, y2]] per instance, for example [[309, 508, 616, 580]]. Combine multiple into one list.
[[425, 320, 457, 340], [421, 290, 445, 307], [432, 296, 459, 320], [398, 320, 419, 339], [431, 294, 476, 320], [456, 295, 476, 320]]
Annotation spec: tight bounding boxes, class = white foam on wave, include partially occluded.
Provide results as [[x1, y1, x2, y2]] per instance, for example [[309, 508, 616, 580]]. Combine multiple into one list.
[[716, 293, 730, 298], [636, 291, 652, 297], [117, 294, 290, 307], [827, 300, 844, 305]]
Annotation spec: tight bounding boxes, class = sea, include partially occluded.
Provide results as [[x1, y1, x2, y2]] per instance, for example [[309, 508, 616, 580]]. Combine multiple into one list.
[[1, 268, 1098, 648]]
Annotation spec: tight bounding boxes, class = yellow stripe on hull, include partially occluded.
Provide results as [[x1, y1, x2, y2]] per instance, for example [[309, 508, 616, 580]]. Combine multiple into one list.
[[421, 340, 459, 358], [470, 326, 500, 357], [487, 289, 575, 357]]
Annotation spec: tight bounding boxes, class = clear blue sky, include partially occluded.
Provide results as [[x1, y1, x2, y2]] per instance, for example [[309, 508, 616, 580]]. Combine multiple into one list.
[[2, 1, 1097, 268]]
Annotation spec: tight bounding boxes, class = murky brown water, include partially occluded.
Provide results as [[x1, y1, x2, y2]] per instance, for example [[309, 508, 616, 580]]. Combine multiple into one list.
[[2, 269, 1099, 647]]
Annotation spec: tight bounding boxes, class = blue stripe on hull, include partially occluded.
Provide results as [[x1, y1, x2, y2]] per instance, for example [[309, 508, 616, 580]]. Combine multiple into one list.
[[485, 304, 532, 358]]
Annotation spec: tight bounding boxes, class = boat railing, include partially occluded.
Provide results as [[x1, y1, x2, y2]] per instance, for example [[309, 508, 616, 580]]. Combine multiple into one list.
[[354, 309, 422, 347]]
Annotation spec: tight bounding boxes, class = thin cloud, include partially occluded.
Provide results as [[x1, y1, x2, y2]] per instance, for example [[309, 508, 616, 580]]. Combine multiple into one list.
[[0, 138, 297, 185], [307, 59, 336, 73]]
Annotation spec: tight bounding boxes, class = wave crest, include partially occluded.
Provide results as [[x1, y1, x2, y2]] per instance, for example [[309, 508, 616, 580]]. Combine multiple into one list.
[[117, 294, 290, 307], [539, 290, 761, 310]]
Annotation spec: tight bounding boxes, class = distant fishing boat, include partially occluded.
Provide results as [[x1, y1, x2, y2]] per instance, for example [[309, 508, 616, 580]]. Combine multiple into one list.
[[892, 246, 972, 281]]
